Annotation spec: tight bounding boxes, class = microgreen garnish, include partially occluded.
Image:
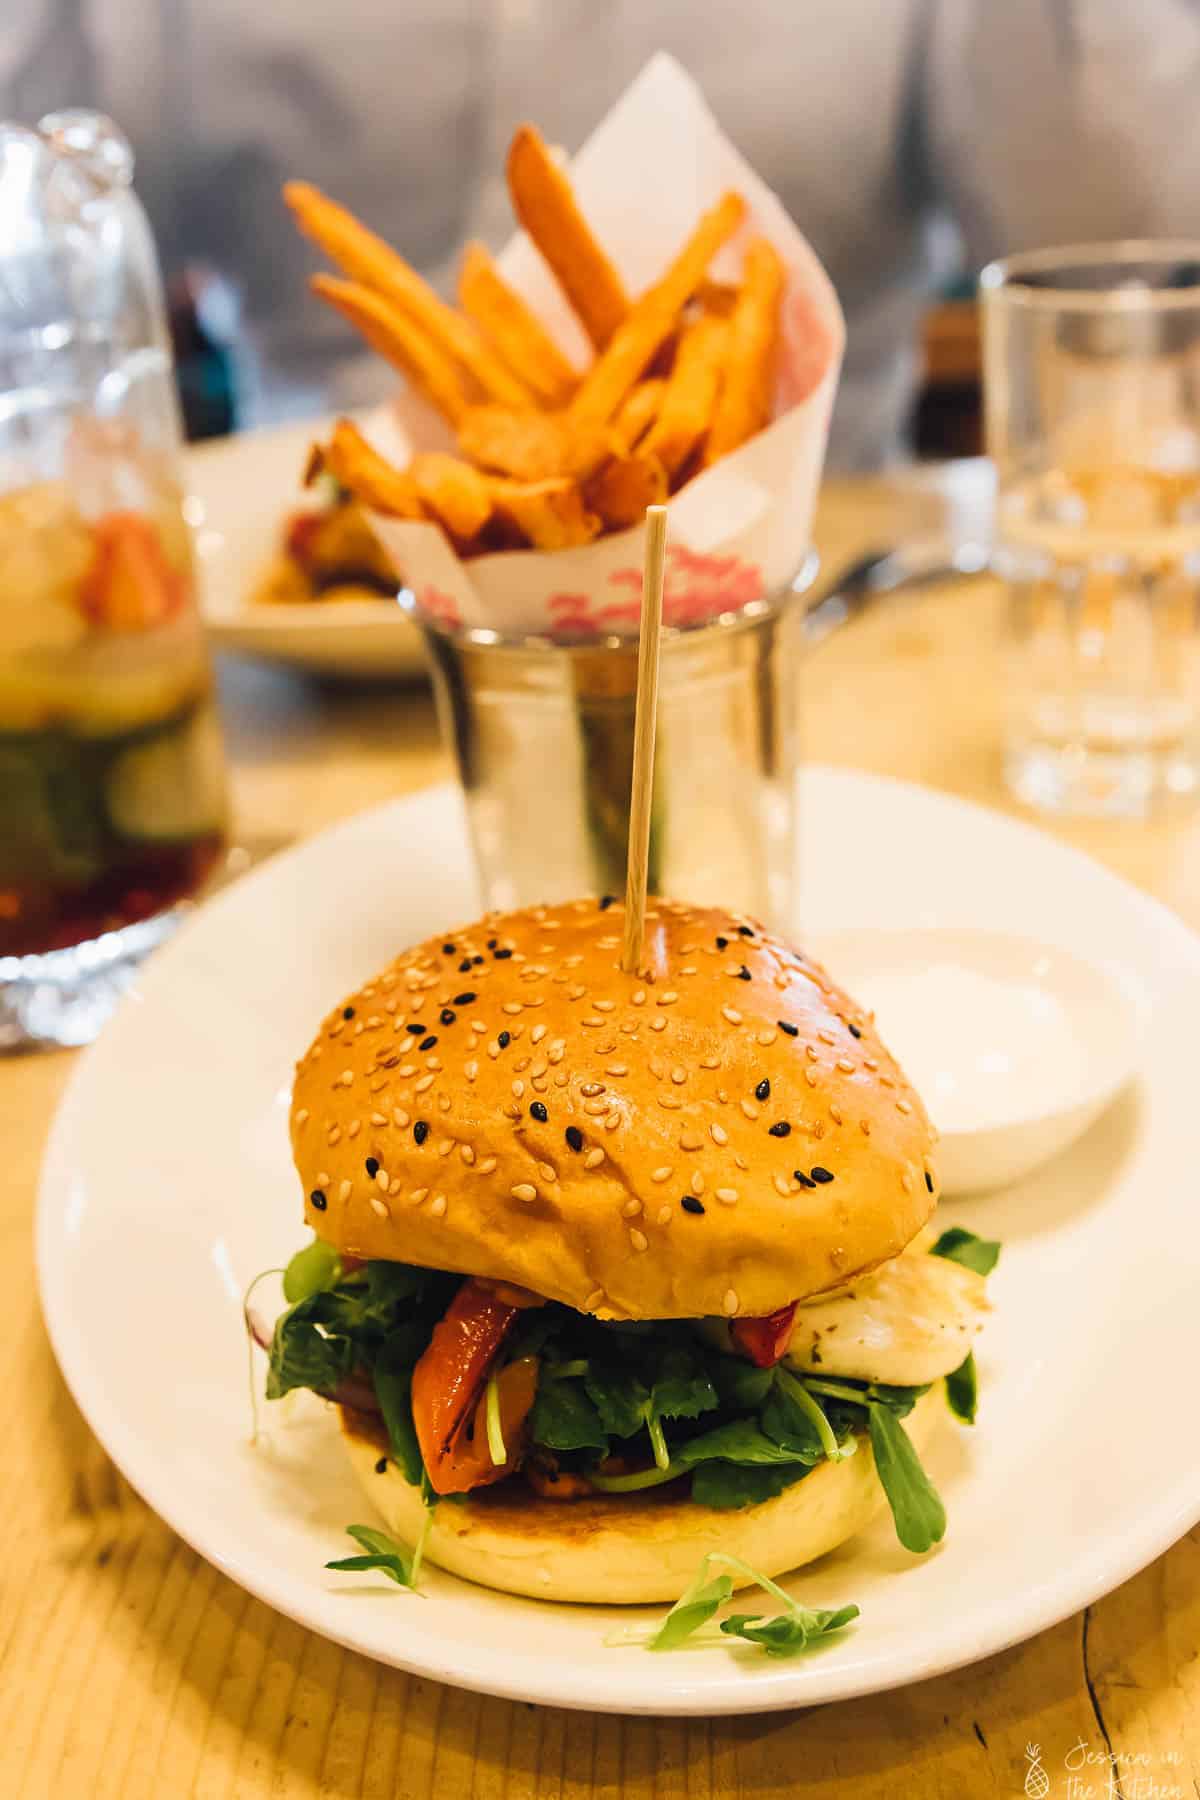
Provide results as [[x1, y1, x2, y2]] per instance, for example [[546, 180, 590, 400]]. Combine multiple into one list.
[[610, 1552, 859, 1658], [866, 1403, 946, 1553], [931, 1226, 1001, 1276], [945, 1351, 978, 1425], [326, 1524, 417, 1588]]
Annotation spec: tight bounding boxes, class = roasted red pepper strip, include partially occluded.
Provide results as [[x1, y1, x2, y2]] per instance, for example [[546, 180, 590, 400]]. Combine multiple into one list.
[[730, 1302, 797, 1368], [411, 1279, 523, 1493]]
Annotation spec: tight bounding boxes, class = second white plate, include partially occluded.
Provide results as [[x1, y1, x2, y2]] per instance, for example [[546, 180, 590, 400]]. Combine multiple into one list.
[[37, 769, 1200, 1714]]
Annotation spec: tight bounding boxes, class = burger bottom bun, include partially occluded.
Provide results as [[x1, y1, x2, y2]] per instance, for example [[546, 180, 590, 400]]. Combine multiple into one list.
[[338, 1388, 944, 1605]]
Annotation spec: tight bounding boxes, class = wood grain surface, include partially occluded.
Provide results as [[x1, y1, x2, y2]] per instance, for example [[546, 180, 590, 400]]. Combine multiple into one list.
[[3, 466, 1197, 1799]]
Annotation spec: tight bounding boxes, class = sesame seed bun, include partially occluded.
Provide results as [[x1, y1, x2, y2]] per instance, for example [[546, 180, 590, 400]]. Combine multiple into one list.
[[291, 898, 938, 1320], [338, 1387, 945, 1603]]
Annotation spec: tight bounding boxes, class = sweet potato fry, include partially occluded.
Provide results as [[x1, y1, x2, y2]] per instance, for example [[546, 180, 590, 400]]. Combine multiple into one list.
[[487, 476, 600, 550], [285, 180, 533, 409], [696, 278, 738, 318], [567, 191, 746, 433], [318, 418, 424, 518], [457, 405, 568, 480], [409, 453, 494, 540], [506, 125, 629, 350], [584, 450, 668, 531], [643, 316, 728, 476], [311, 275, 472, 427], [705, 238, 785, 463], [612, 380, 666, 452], [458, 241, 578, 406]]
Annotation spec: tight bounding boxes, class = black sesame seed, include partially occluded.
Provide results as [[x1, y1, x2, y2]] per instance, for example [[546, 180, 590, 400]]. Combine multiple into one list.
[[755, 1078, 770, 1101], [778, 1020, 799, 1037], [793, 1170, 816, 1189], [459, 959, 473, 973], [453, 992, 476, 1006], [736, 965, 752, 981], [565, 1126, 584, 1152], [342, 1005, 355, 1020], [599, 894, 615, 911], [472, 955, 484, 966], [443, 943, 456, 955], [487, 938, 497, 949], [530, 1101, 548, 1123], [681, 1195, 706, 1215], [810, 1166, 834, 1184], [440, 1009, 456, 1026], [737, 924, 754, 938], [365, 1157, 379, 1177], [848, 1023, 862, 1039], [419, 1035, 437, 1052], [406, 1022, 424, 1034], [494, 947, 513, 960], [374, 1456, 388, 1474], [925, 1171, 934, 1193], [498, 1030, 510, 1048], [413, 1121, 429, 1146], [768, 1121, 792, 1138], [715, 935, 728, 949], [310, 1188, 327, 1209]]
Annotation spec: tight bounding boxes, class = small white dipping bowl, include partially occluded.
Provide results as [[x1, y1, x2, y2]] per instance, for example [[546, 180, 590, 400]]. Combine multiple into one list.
[[810, 927, 1148, 1195]]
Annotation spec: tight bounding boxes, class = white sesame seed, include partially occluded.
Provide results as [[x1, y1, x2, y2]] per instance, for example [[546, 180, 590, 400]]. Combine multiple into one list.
[[595, 999, 615, 1013], [348, 1119, 362, 1139], [622, 1198, 642, 1218], [722, 1006, 742, 1026], [710, 1123, 728, 1146], [670, 1066, 687, 1085], [716, 1188, 739, 1205], [582, 1016, 603, 1028], [604, 1112, 621, 1131], [679, 1130, 703, 1152], [658, 1093, 681, 1110], [896, 1097, 913, 1114], [512, 1079, 525, 1098], [430, 1193, 447, 1217], [370, 1075, 389, 1092], [774, 1173, 792, 1195], [734, 1152, 747, 1170], [372, 1168, 388, 1191], [514, 1055, 531, 1073], [629, 1229, 648, 1252], [657, 1204, 673, 1225], [830, 1103, 843, 1124], [398, 1064, 416, 1078], [651, 1165, 673, 1182], [511, 1183, 537, 1202], [370, 1111, 387, 1126], [414, 1073, 435, 1093], [723, 1289, 739, 1316], [606, 1063, 629, 1077], [861, 1118, 872, 1135], [568, 986, 586, 1001], [316, 1170, 330, 1187], [836, 1057, 855, 1074], [471, 1020, 487, 1035], [410, 1187, 428, 1205], [553, 1070, 569, 1087], [632, 989, 646, 1006], [657, 991, 678, 1006], [370, 1197, 389, 1218], [804, 1067, 819, 1086], [584, 1288, 604, 1310], [583, 1098, 607, 1116], [650, 1017, 667, 1033], [340, 1070, 354, 1086], [502, 1001, 522, 1016], [584, 1148, 605, 1169], [691, 1171, 705, 1195], [390, 1176, 403, 1194], [681, 966, 697, 976], [295, 1109, 309, 1126], [477, 1156, 498, 1175], [580, 1082, 605, 1097], [806, 1044, 819, 1061], [699, 1056, 721, 1070], [901, 1169, 914, 1192], [818, 1029, 836, 1046], [740, 1099, 760, 1120], [338, 1179, 352, 1201], [460, 1144, 475, 1165], [327, 1126, 342, 1145]]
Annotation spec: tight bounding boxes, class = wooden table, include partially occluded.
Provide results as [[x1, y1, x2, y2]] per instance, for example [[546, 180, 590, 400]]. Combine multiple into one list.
[[4, 468, 1198, 1800]]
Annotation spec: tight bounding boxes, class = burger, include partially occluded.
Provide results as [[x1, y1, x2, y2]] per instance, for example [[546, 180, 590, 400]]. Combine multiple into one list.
[[263, 897, 994, 1606]]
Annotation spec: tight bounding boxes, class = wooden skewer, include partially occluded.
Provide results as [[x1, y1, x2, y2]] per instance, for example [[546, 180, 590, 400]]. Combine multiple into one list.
[[621, 504, 668, 975]]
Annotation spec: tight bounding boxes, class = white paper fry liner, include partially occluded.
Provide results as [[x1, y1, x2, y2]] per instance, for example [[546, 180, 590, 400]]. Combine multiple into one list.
[[366, 52, 844, 640]]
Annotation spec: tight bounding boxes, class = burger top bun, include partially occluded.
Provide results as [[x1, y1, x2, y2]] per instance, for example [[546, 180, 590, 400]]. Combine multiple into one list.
[[291, 897, 939, 1321]]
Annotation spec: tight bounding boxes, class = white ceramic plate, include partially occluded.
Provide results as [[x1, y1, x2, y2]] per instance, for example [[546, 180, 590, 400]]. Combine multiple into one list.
[[37, 770, 1200, 1716], [187, 419, 427, 680]]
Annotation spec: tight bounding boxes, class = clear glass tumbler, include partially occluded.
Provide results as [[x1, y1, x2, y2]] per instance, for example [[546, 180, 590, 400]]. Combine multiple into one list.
[[1, 114, 229, 1049], [982, 242, 1200, 817], [412, 561, 816, 928]]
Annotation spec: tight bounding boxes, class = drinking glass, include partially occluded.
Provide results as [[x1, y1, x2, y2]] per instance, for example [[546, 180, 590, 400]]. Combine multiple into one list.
[[411, 558, 817, 929], [982, 242, 1200, 816], [1, 113, 229, 1048]]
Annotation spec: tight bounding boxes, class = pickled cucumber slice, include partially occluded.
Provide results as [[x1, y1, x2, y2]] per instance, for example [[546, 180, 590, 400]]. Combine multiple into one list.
[[0, 737, 107, 884], [105, 706, 228, 844]]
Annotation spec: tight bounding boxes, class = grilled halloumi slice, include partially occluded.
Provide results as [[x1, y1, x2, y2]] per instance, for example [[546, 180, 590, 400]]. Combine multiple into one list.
[[783, 1252, 990, 1387]]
